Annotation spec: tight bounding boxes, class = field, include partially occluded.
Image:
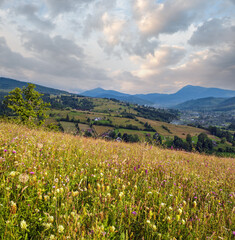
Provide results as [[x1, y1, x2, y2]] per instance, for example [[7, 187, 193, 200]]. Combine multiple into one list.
[[47, 109, 220, 142], [137, 117, 218, 140], [60, 121, 78, 134], [0, 122, 234, 239]]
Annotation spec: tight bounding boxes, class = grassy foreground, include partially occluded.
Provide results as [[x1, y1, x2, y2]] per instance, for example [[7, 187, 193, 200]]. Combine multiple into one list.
[[0, 122, 234, 240]]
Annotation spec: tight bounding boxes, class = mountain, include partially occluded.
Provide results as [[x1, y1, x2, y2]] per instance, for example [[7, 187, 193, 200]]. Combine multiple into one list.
[[135, 85, 235, 107], [2, 78, 235, 108], [174, 97, 235, 111], [82, 85, 235, 107], [0, 77, 69, 95], [215, 97, 235, 111], [81, 88, 153, 105]]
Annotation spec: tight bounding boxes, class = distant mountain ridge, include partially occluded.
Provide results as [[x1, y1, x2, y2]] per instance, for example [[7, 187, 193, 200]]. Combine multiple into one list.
[[81, 85, 235, 107], [81, 88, 153, 105], [1, 77, 235, 108], [174, 97, 235, 111], [0, 77, 68, 95]]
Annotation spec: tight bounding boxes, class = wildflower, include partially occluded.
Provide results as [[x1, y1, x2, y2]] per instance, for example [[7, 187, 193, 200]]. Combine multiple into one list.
[[58, 225, 64, 233], [168, 207, 173, 211], [147, 192, 153, 195], [37, 143, 43, 149], [72, 191, 79, 197], [119, 192, 124, 199], [160, 203, 166, 208], [43, 222, 52, 230], [107, 193, 111, 198], [145, 169, 148, 175], [176, 215, 180, 221], [146, 220, 151, 224], [10, 201, 17, 214], [152, 224, 157, 231], [122, 185, 126, 190], [167, 216, 171, 223], [182, 219, 186, 225], [134, 185, 137, 190], [183, 200, 187, 207], [177, 208, 183, 215], [71, 211, 76, 217], [29, 172, 35, 175], [19, 173, 29, 184], [193, 201, 197, 208], [48, 215, 54, 223], [44, 195, 50, 201], [9, 171, 16, 177], [110, 226, 115, 232], [12, 150, 16, 154], [49, 235, 56, 240], [132, 211, 137, 215], [20, 220, 28, 230]]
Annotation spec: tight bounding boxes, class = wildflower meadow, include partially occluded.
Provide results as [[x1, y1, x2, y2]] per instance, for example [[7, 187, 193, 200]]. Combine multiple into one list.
[[0, 122, 234, 239]]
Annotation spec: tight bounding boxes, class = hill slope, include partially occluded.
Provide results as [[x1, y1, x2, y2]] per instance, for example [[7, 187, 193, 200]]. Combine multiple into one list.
[[82, 85, 235, 107], [0, 77, 68, 95], [81, 88, 153, 105], [0, 121, 234, 239], [174, 97, 235, 111]]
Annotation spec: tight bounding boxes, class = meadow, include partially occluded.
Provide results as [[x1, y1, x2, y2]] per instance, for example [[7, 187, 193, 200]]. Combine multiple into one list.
[[0, 121, 234, 239]]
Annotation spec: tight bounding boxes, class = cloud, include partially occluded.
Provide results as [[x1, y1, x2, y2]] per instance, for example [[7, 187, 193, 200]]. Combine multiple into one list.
[[0, 37, 35, 71], [189, 18, 235, 46], [0, 34, 109, 91], [45, 0, 95, 15], [132, 0, 209, 37], [21, 31, 84, 59], [132, 46, 186, 78], [19, 31, 108, 80], [15, 4, 55, 30]]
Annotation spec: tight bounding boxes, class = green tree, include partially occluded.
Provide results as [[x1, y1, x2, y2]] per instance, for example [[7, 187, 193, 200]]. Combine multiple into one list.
[[196, 133, 213, 152], [4, 84, 50, 126], [186, 134, 193, 151]]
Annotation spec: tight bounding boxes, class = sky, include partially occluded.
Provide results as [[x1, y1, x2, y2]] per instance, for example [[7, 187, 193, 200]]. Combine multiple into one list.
[[0, 0, 235, 94]]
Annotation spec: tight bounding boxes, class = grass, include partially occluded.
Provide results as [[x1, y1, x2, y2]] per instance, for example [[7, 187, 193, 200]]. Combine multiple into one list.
[[60, 121, 78, 134], [92, 126, 114, 136], [1, 122, 234, 239], [118, 129, 155, 139], [78, 123, 90, 132], [137, 117, 218, 140]]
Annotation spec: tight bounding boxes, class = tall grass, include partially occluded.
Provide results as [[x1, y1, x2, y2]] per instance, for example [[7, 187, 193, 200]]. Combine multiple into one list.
[[0, 122, 234, 239]]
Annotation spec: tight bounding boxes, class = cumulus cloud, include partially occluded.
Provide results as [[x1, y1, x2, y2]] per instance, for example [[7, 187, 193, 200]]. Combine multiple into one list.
[[189, 18, 235, 46], [15, 4, 55, 30], [129, 44, 235, 93], [0, 0, 234, 93], [45, 0, 95, 15], [0, 37, 34, 70], [132, 0, 210, 37], [132, 46, 186, 78], [19, 31, 108, 81], [0, 34, 109, 91], [21, 31, 84, 60]]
